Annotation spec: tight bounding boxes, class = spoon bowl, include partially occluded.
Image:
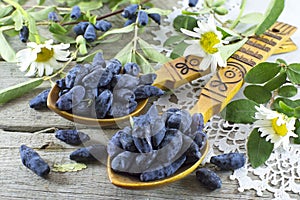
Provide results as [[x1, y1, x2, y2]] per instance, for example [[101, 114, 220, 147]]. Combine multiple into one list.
[[47, 55, 207, 127], [107, 142, 209, 189]]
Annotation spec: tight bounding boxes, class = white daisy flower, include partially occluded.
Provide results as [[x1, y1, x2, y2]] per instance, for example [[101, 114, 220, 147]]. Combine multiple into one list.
[[180, 14, 227, 72], [253, 105, 297, 150], [16, 39, 70, 77]]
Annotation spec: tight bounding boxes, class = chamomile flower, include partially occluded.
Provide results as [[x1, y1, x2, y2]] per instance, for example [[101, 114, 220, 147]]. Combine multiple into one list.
[[16, 39, 70, 77], [253, 105, 297, 150], [180, 15, 227, 72]]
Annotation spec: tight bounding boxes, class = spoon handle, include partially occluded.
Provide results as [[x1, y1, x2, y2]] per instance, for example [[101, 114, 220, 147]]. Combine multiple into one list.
[[189, 22, 297, 123], [153, 35, 297, 90], [153, 55, 208, 90]]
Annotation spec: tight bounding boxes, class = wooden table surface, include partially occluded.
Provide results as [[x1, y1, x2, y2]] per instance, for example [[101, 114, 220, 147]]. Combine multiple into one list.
[[1, 0, 298, 199]]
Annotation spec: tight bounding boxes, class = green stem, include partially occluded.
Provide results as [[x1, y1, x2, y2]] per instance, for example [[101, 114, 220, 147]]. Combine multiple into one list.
[[229, 0, 247, 30]]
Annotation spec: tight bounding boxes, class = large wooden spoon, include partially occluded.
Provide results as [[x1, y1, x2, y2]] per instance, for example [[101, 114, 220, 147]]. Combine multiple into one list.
[[106, 21, 297, 188]]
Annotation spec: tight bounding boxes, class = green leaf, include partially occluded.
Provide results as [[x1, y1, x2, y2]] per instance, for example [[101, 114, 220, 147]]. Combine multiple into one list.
[[0, 31, 16, 62], [77, 1, 103, 12], [263, 71, 287, 91], [163, 35, 186, 47], [115, 41, 134, 65], [170, 41, 189, 59], [293, 120, 300, 144], [37, 0, 46, 5], [98, 24, 135, 40], [245, 62, 280, 84], [244, 85, 272, 104], [145, 8, 171, 15], [29, 6, 55, 21], [135, 52, 155, 74], [221, 99, 258, 123], [271, 97, 300, 117], [52, 33, 76, 44], [219, 38, 247, 61], [173, 15, 197, 31], [0, 78, 44, 105], [11, 10, 23, 31], [138, 38, 171, 64], [49, 22, 67, 35], [279, 101, 295, 115], [0, 5, 13, 18], [255, 0, 285, 35], [286, 63, 300, 84], [294, 107, 300, 119], [278, 85, 297, 97], [76, 49, 103, 63], [247, 128, 274, 168], [240, 12, 264, 24]]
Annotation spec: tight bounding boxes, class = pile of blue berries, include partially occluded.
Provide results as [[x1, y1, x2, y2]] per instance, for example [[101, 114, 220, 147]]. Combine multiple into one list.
[[55, 53, 164, 119], [69, 6, 112, 42], [107, 105, 207, 182], [121, 4, 161, 27]]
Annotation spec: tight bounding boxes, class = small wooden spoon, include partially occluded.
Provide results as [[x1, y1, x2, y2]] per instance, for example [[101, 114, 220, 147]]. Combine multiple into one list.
[[106, 21, 297, 188], [47, 55, 209, 126]]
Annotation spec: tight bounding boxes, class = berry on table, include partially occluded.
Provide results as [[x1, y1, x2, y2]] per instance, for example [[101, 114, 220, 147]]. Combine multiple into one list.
[[196, 168, 222, 190], [20, 145, 50, 177], [55, 129, 90, 145], [210, 152, 246, 170], [29, 89, 50, 110]]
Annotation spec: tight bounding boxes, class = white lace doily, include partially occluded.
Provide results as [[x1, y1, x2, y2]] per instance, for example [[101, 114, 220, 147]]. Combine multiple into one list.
[[151, 0, 300, 199]]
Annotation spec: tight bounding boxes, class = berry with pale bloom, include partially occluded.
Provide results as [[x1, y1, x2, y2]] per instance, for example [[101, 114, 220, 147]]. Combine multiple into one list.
[[253, 105, 297, 150], [70, 6, 81, 20], [188, 0, 199, 7], [16, 39, 70, 77], [180, 15, 227, 72]]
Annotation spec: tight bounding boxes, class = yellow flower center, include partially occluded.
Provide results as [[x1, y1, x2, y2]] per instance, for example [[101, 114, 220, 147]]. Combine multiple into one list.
[[271, 118, 288, 136], [200, 31, 220, 54], [36, 47, 54, 62]]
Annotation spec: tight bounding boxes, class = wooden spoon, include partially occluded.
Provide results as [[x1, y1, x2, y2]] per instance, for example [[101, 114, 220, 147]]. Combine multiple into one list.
[[106, 21, 297, 188], [47, 22, 297, 127]]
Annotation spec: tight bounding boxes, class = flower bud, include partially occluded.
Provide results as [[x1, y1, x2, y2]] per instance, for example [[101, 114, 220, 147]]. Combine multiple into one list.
[[214, 6, 228, 15]]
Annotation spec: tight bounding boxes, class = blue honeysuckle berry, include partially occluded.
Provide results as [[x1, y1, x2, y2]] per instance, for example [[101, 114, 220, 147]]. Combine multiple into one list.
[[137, 10, 148, 26], [70, 5, 81, 20], [124, 15, 137, 27], [48, 11, 59, 22], [20, 145, 50, 177], [148, 13, 161, 25], [210, 153, 246, 170], [19, 25, 29, 43], [73, 22, 89, 35], [196, 168, 222, 190], [94, 20, 112, 32], [121, 4, 139, 18], [188, 0, 199, 7], [83, 23, 97, 42]]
